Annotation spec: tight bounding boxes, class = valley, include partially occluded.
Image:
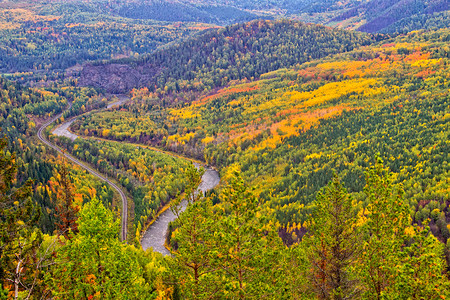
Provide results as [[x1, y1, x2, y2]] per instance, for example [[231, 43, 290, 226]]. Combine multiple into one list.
[[49, 96, 220, 252], [38, 102, 129, 241], [0, 0, 449, 298], [73, 28, 450, 237]]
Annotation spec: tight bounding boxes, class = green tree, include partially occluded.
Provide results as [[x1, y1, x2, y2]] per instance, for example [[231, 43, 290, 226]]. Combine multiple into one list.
[[0, 285, 7, 300], [0, 135, 41, 299], [304, 174, 360, 299], [393, 221, 449, 299], [356, 158, 410, 299], [171, 197, 219, 299], [214, 165, 284, 299], [171, 164, 221, 299], [284, 243, 313, 299], [49, 197, 152, 299], [171, 164, 204, 216]]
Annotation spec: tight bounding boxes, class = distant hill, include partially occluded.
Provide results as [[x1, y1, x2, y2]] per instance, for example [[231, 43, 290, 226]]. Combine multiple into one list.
[[107, 0, 450, 33], [379, 9, 450, 33], [115, 1, 263, 25], [330, 0, 450, 33], [79, 19, 377, 94], [2, 0, 449, 42], [0, 1, 209, 74]]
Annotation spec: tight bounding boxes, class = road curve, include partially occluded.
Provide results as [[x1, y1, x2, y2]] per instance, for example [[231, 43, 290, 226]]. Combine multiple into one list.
[[37, 105, 128, 242]]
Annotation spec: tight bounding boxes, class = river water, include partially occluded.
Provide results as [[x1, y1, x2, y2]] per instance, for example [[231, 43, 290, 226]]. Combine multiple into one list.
[[141, 164, 220, 255], [107, 95, 130, 109]]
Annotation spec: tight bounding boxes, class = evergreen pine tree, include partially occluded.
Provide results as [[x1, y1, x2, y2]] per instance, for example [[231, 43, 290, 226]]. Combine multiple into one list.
[[304, 174, 360, 299]]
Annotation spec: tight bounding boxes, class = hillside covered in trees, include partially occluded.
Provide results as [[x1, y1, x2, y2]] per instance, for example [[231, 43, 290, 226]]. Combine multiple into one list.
[[0, 0, 210, 75], [80, 19, 377, 94], [33, 0, 450, 33], [1, 0, 449, 86], [1, 131, 449, 298], [328, 0, 450, 32], [76, 28, 450, 243], [0, 77, 121, 232], [1, 3, 450, 299]]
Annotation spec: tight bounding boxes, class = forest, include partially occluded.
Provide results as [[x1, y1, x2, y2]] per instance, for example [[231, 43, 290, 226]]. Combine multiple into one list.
[[76, 28, 450, 241], [1, 136, 449, 298], [0, 1, 207, 74], [17, 0, 449, 33], [53, 136, 192, 233], [0, 77, 119, 232], [0, 1, 450, 298], [83, 19, 377, 95]]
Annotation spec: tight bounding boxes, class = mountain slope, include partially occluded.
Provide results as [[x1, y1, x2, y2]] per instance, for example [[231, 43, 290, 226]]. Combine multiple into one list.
[[116, 1, 262, 24], [0, 78, 120, 232], [74, 29, 450, 241], [379, 10, 450, 33], [79, 19, 377, 94], [330, 0, 450, 32], [0, 1, 209, 74]]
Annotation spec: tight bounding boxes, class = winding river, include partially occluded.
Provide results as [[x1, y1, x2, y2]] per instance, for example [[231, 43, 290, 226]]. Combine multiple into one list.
[[49, 96, 220, 255], [141, 164, 220, 255]]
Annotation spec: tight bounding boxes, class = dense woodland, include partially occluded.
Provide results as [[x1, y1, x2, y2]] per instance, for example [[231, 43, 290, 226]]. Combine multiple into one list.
[[86, 20, 377, 97], [58, 25, 450, 298], [52, 136, 191, 233], [77, 28, 450, 240], [1, 1, 450, 298], [0, 1, 206, 74], [379, 10, 450, 33], [18, 0, 449, 33], [327, 0, 449, 32], [116, 1, 261, 24], [0, 77, 119, 232]]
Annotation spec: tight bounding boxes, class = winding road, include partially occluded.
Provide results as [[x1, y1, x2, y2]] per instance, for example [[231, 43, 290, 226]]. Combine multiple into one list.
[[37, 104, 129, 242], [41, 97, 220, 254]]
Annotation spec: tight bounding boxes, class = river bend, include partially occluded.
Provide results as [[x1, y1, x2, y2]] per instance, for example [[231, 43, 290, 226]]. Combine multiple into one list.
[[50, 98, 220, 254], [141, 165, 220, 255]]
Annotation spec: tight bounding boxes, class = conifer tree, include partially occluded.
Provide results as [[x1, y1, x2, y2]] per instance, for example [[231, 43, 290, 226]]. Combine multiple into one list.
[[355, 159, 450, 299], [214, 165, 284, 299], [171, 164, 220, 299], [0, 135, 41, 299], [356, 158, 410, 299], [393, 221, 450, 299], [284, 242, 313, 299], [172, 197, 219, 299], [49, 160, 79, 238], [304, 174, 360, 299], [49, 197, 151, 299]]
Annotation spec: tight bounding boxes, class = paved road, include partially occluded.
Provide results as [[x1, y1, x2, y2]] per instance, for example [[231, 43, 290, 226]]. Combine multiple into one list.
[[37, 104, 128, 242], [51, 119, 78, 141]]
